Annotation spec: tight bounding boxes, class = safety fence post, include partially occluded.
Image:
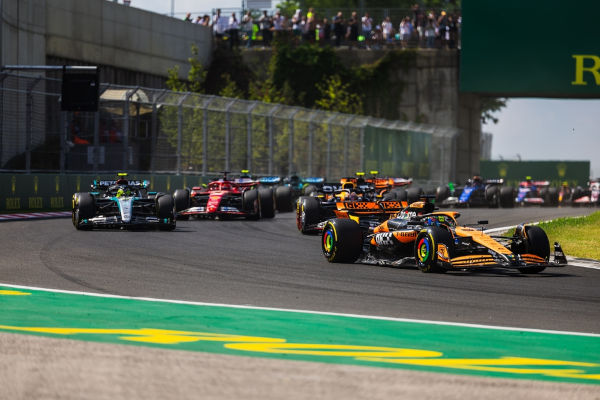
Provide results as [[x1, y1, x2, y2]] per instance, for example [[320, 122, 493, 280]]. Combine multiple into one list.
[[224, 99, 236, 172], [324, 113, 336, 179], [175, 92, 190, 175], [246, 102, 258, 171], [267, 105, 280, 175], [25, 77, 42, 173], [201, 97, 213, 177]]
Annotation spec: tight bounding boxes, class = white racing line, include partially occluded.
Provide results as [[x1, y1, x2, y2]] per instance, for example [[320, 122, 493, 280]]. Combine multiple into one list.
[[484, 226, 600, 270]]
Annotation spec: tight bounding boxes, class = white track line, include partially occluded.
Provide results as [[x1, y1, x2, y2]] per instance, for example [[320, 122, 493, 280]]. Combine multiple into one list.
[[1, 282, 599, 338]]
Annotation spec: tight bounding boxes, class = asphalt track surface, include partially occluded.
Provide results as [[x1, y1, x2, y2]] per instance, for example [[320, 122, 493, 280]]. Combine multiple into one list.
[[1, 206, 599, 333]]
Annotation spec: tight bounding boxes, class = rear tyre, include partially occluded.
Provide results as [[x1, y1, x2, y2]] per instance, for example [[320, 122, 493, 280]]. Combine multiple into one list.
[[322, 219, 362, 263], [303, 184, 318, 196], [500, 186, 515, 208], [258, 187, 275, 218], [392, 188, 407, 202], [297, 196, 320, 234], [243, 189, 260, 220], [72, 192, 95, 230], [174, 189, 190, 220], [546, 187, 559, 206], [515, 226, 549, 274], [275, 186, 293, 212], [414, 227, 453, 273], [157, 195, 176, 230], [485, 186, 500, 208], [406, 187, 423, 204], [435, 185, 450, 204]]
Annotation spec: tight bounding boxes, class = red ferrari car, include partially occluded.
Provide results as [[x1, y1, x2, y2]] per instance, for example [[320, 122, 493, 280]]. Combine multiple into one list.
[[173, 172, 275, 220]]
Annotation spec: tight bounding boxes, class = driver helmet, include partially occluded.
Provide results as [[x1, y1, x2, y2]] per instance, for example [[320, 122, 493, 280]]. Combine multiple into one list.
[[472, 175, 483, 185], [424, 216, 440, 226], [116, 186, 131, 197]]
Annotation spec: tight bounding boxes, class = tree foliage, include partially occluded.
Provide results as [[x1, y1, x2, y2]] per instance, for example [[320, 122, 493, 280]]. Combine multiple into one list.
[[315, 74, 363, 114], [480, 97, 507, 125]]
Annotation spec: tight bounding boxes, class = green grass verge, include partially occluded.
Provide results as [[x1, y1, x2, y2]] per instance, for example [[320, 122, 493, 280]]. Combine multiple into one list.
[[507, 211, 600, 260]]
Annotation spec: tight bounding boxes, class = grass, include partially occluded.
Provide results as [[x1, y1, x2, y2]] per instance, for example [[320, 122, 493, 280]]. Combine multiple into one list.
[[507, 211, 600, 260]]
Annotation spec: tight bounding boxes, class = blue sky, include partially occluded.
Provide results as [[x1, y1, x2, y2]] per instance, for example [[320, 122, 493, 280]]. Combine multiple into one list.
[[130, 1, 600, 177]]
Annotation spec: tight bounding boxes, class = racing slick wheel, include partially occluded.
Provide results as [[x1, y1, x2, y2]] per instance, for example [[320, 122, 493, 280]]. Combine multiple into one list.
[[322, 219, 363, 263], [414, 226, 454, 273], [72, 192, 95, 230], [275, 186, 293, 212], [406, 187, 423, 204], [296, 196, 320, 234], [157, 195, 176, 230], [174, 189, 190, 220], [512, 225, 549, 274], [243, 189, 260, 220], [485, 186, 500, 208], [258, 187, 275, 218], [500, 186, 515, 208], [303, 184, 318, 196]]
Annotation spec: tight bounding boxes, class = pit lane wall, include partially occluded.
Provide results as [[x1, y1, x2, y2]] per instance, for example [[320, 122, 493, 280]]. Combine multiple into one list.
[[480, 161, 590, 187], [0, 173, 209, 213]]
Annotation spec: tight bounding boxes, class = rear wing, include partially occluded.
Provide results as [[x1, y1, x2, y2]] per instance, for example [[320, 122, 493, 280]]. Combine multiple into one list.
[[484, 178, 504, 185], [91, 179, 149, 190], [335, 200, 407, 213]]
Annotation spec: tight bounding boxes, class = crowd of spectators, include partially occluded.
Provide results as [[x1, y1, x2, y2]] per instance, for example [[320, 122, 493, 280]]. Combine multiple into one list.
[[183, 5, 461, 50]]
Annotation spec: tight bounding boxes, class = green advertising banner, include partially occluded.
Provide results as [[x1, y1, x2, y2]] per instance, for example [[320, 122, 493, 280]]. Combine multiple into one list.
[[461, 0, 600, 97], [0, 173, 209, 213], [480, 161, 590, 187]]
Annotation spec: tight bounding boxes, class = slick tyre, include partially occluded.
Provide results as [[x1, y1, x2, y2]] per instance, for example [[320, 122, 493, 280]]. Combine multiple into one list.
[[275, 186, 293, 212], [500, 186, 515, 208], [485, 186, 500, 208], [157, 195, 176, 230], [259, 187, 275, 218], [304, 184, 318, 196], [174, 189, 190, 220], [545, 187, 559, 207], [414, 227, 454, 273], [297, 196, 320, 234], [243, 189, 260, 220], [392, 188, 407, 202], [406, 187, 423, 204], [435, 185, 450, 204], [516, 226, 549, 274], [72, 192, 95, 230], [322, 219, 362, 263]]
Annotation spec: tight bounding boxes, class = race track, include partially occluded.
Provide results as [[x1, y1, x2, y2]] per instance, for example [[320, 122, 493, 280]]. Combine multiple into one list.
[[1, 206, 599, 333]]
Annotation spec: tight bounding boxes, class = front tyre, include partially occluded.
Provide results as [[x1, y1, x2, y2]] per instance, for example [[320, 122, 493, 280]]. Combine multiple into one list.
[[516, 225, 549, 274], [275, 186, 293, 212], [174, 189, 190, 220], [157, 195, 176, 230], [414, 227, 454, 273], [72, 192, 95, 230], [297, 196, 320, 233], [322, 219, 363, 263]]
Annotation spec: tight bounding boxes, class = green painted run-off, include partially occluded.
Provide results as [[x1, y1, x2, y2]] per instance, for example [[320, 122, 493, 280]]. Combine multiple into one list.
[[0, 285, 598, 385]]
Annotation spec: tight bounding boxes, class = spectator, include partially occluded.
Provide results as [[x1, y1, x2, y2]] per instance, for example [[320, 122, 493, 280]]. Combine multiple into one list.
[[424, 17, 436, 48], [213, 9, 229, 41], [307, 15, 317, 43], [184, 12, 192, 22], [292, 9, 302, 42], [333, 11, 344, 47], [346, 12, 359, 49], [321, 17, 331, 45], [194, 15, 202, 24], [258, 10, 272, 46], [242, 11, 254, 48], [361, 12, 372, 48], [381, 16, 394, 47], [200, 14, 210, 27], [371, 25, 383, 49], [228, 13, 240, 49], [272, 11, 285, 40], [399, 16, 413, 48]]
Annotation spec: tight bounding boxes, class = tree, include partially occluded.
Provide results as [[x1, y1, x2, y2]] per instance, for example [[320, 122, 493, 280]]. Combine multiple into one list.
[[315, 74, 363, 114], [480, 97, 507, 125]]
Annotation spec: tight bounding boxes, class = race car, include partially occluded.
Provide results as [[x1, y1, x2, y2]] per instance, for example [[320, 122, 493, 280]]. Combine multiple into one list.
[[510, 177, 559, 206], [72, 173, 175, 230], [435, 176, 507, 208], [173, 172, 274, 220], [365, 171, 418, 202], [321, 197, 567, 274], [571, 179, 600, 206]]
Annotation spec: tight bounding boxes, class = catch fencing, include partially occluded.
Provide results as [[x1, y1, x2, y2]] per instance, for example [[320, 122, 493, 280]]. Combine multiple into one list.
[[0, 71, 458, 183]]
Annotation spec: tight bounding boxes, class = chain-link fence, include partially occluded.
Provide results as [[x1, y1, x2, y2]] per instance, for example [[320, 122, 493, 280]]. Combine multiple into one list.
[[0, 71, 458, 184]]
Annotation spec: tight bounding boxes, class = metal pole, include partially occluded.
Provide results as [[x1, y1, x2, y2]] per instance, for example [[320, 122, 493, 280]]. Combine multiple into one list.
[[202, 97, 213, 177], [288, 108, 300, 176], [60, 111, 67, 172], [93, 110, 100, 172], [25, 77, 41, 173], [324, 113, 336, 180], [307, 117, 314, 177], [122, 88, 136, 171], [246, 102, 258, 171], [224, 100, 235, 172], [149, 90, 166, 173], [267, 105, 280, 175], [0, 74, 6, 167]]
